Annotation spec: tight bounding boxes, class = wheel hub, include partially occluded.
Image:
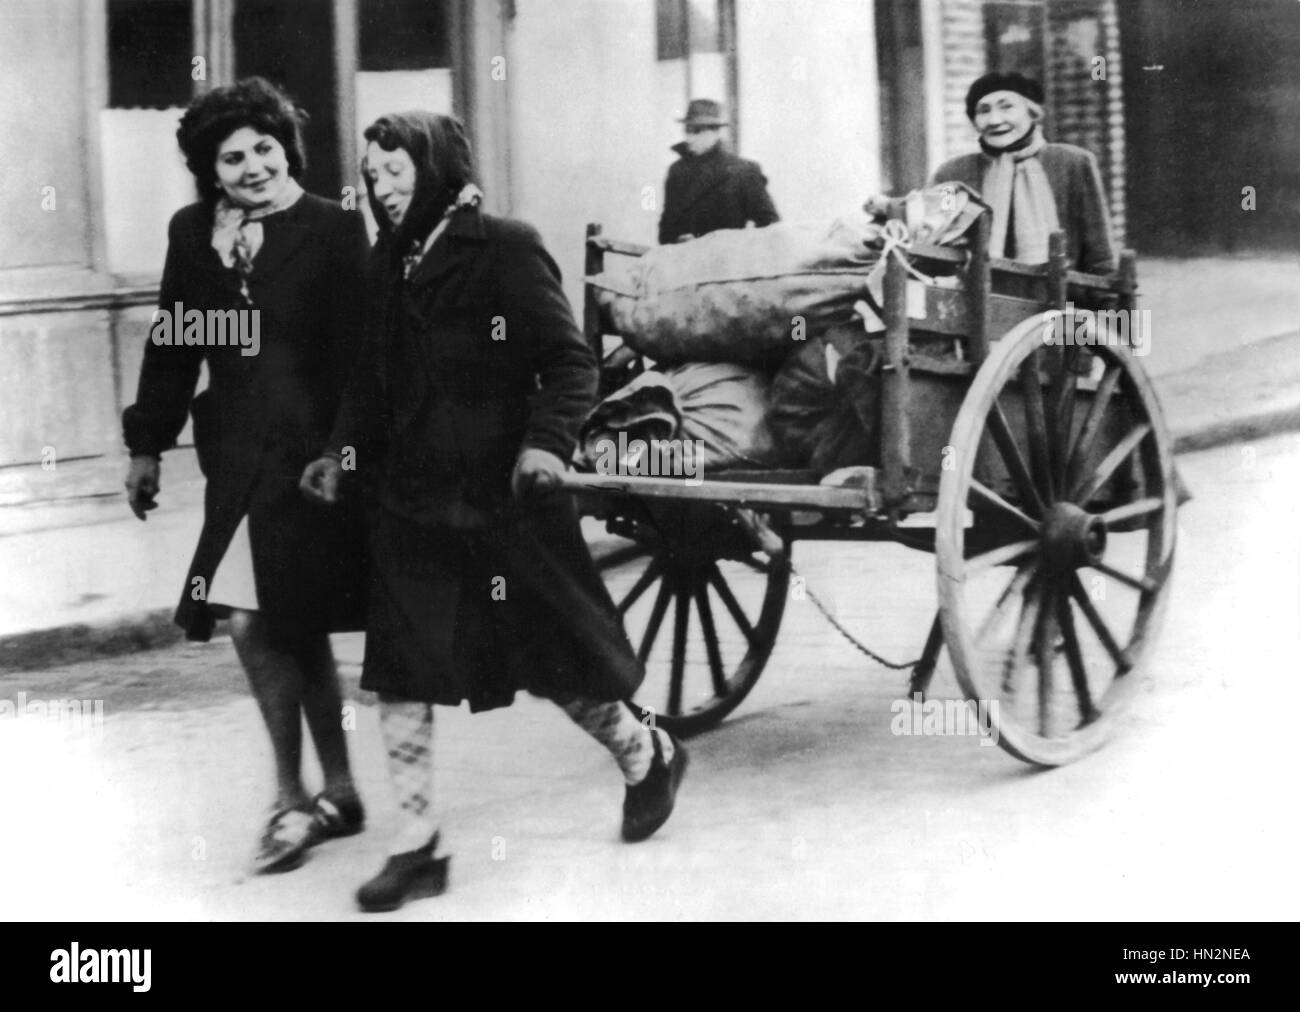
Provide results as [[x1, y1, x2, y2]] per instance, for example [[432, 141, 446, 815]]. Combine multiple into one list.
[[1040, 502, 1107, 571]]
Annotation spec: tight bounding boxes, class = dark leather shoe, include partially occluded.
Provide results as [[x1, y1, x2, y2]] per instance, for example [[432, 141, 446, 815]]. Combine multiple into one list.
[[309, 792, 365, 843], [356, 834, 449, 913], [622, 731, 689, 842]]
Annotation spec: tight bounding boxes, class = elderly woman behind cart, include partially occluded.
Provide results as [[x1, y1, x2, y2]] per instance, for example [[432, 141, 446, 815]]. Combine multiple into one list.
[[123, 77, 369, 873], [930, 71, 1115, 274], [300, 111, 689, 912]]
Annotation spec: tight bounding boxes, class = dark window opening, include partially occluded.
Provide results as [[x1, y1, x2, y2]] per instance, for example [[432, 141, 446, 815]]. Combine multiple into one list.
[[984, 0, 1047, 81], [108, 0, 194, 108], [657, 0, 722, 61], [233, 0, 340, 197], [359, 0, 451, 71]]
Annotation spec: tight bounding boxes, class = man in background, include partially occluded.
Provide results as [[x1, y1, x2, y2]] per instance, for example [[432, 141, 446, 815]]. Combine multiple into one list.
[[658, 99, 779, 244]]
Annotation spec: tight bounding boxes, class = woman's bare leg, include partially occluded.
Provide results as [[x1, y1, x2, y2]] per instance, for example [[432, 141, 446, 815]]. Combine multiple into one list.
[[293, 633, 359, 801], [227, 609, 310, 810]]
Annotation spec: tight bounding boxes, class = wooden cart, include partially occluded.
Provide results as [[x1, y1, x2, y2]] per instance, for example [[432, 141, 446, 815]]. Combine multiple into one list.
[[561, 212, 1177, 767]]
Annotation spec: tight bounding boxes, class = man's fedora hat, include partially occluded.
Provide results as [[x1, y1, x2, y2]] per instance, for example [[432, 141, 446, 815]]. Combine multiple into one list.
[[678, 98, 728, 128]]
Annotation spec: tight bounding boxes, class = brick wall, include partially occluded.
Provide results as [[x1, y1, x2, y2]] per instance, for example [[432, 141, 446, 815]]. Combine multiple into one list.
[[939, 0, 988, 161]]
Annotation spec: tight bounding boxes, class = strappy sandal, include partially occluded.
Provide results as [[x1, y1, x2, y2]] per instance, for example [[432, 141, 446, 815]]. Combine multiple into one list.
[[252, 806, 316, 874], [309, 792, 365, 843]]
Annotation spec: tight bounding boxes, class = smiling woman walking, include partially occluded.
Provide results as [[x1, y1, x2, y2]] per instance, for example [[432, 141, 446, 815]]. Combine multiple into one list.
[[122, 78, 370, 874], [300, 112, 689, 912]]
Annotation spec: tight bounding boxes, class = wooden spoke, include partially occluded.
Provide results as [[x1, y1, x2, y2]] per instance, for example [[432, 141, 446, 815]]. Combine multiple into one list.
[[1034, 581, 1057, 736], [738, 555, 772, 576], [1065, 365, 1121, 491], [1101, 497, 1163, 528], [1057, 591, 1099, 725], [1003, 573, 1043, 692], [1070, 423, 1152, 505], [617, 559, 662, 616], [1019, 351, 1056, 502], [598, 542, 651, 572], [969, 479, 1041, 534], [637, 577, 674, 665], [987, 402, 1046, 517], [1052, 347, 1080, 493], [707, 563, 757, 645], [694, 581, 729, 698], [965, 539, 1039, 575], [1068, 573, 1131, 673], [668, 581, 691, 716], [976, 562, 1039, 644], [1092, 561, 1158, 594]]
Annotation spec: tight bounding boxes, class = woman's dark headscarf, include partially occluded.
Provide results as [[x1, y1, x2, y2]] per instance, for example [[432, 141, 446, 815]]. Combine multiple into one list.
[[362, 111, 476, 259]]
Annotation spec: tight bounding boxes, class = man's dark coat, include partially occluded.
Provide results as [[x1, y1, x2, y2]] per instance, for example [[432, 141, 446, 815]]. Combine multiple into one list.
[[658, 142, 779, 245]]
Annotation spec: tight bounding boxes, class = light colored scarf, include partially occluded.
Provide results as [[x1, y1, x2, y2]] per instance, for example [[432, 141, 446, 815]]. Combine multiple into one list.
[[981, 128, 1059, 263], [401, 183, 485, 279], [211, 177, 305, 303]]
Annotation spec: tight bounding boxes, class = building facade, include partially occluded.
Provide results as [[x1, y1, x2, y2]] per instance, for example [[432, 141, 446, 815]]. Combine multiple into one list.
[[0, 0, 1129, 495]]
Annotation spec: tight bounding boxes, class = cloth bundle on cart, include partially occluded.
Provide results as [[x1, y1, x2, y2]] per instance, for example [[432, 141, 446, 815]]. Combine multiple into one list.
[[588, 213, 883, 368], [766, 323, 884, 475], [578, 361, 785, 473], [587, 183, 983, 369], [583, 184, 984, 475]]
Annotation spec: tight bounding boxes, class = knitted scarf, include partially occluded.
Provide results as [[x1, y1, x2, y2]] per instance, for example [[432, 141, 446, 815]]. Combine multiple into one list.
[[979, 127, 1059, 263], [210, 177, 305, 304]]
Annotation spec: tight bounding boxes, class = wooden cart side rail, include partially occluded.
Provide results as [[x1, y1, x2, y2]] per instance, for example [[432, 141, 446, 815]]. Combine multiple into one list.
[[587, 235, 651, 258], [554, 471, 881, 513]]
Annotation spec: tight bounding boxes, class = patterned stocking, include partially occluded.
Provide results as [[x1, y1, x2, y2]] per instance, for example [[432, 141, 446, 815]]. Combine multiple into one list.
[[377, 698, 438, 855], [559, 697, 673, 785]]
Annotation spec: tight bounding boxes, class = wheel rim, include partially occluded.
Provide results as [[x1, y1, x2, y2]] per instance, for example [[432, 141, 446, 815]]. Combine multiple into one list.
[[937, 312, 1178, 766], [594, 505, 790, 736]]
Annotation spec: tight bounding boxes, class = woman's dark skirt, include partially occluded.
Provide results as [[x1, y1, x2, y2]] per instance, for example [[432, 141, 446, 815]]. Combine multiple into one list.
[[361, 498, 644, 711]]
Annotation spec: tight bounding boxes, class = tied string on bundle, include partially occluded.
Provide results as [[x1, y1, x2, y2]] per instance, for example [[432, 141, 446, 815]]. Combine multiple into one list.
[[858, 218, 936, 330]]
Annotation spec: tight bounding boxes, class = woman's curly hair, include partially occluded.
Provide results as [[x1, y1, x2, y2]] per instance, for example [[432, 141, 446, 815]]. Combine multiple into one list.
[[176, 77, 308, 200]]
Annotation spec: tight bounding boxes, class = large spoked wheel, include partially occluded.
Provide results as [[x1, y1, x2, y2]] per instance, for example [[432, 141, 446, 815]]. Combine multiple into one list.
[[593, 503, 790, 737], [937, 312, 1178, 766]]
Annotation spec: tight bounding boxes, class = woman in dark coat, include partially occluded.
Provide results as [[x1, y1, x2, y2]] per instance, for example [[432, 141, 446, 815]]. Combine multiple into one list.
[[930, 72, 1116, 275], [123, 78, 368, 873], [300, 112, 689, 911]]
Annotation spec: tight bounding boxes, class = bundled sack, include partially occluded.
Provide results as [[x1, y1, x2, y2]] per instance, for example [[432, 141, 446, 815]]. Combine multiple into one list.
[[588, 184, 985, 369], [588, 213, 884, 368], [862, 180, 986, 248], [579, 361, 785, 474], [767, 323, 884, 476]]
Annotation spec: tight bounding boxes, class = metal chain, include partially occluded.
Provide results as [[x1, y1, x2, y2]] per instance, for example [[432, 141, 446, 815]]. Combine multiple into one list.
[[787, 559, 921, 671]]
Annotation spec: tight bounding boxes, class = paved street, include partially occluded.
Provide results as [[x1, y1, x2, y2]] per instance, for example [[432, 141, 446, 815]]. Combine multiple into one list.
[[1, 432, 1297, 921]]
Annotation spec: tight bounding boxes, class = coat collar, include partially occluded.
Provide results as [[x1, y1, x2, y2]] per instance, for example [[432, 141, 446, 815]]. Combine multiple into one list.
[[403, 204, 487, 290], [670, 145, 734, 217], [180, 195, 315, 286]]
